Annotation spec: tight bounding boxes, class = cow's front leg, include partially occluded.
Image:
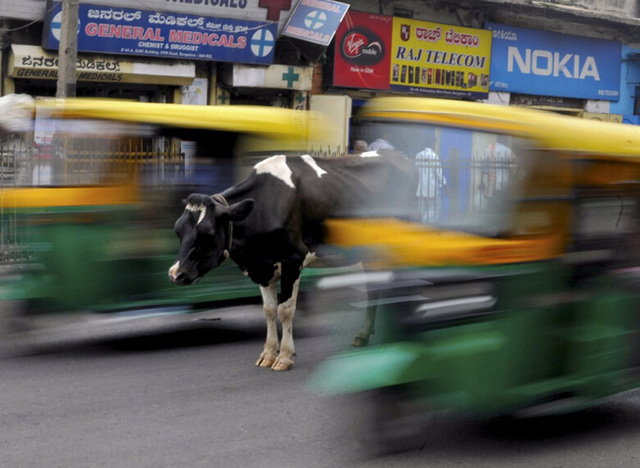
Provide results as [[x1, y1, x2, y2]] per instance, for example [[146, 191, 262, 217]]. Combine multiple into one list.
[[256, 281, 279, 368], [272, 262, 302, 371]]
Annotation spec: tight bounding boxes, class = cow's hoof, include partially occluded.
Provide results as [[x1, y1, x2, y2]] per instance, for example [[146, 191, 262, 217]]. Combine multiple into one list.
[[271, 357, 294, 371], [255, 353, 276, 368], [351, 336, 369, 347]]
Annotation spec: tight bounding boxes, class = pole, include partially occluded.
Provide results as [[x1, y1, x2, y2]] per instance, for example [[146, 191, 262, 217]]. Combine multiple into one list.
[[56, 0, 79, 98]]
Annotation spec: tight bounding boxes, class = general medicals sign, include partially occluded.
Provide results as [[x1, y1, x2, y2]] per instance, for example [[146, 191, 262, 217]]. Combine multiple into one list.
[[43, 2, 278, 64]]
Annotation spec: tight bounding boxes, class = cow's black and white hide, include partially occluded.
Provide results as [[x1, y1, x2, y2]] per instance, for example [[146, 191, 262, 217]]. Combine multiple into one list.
[[169, 149, 418, 371]]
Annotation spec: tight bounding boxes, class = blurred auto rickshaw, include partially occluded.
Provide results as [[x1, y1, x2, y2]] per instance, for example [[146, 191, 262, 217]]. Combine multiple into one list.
[[310, 97, 640, 450], [0, 95, 332, 337]]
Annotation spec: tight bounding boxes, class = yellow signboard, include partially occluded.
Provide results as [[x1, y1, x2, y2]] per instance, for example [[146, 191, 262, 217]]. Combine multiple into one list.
[[8, 45, 195, 85], [390, 19, 492, 99]]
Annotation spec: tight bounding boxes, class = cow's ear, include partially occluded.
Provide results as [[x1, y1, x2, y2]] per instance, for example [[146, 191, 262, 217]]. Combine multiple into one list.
[[228, 199, 255, 221]]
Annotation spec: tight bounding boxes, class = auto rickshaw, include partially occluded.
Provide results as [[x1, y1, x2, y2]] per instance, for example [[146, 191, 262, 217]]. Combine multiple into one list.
[[309, 97, 640, 450], [0, 95, 333, 336]]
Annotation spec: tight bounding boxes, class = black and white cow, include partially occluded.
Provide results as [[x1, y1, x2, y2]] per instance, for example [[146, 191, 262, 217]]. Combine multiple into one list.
[[169, 149, 418, 371]]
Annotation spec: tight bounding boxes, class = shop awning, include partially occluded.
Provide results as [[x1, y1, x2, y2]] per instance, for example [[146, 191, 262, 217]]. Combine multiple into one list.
[[8, 45, 196, 86]]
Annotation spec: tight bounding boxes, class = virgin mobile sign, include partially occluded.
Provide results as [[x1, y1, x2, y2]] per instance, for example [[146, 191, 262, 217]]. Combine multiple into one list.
[[333, 10, 392, 89]]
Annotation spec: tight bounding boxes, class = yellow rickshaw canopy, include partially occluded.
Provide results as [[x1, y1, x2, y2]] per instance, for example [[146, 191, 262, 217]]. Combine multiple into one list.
[[33, 97, 333, 144], [361, 97, 640, 160]]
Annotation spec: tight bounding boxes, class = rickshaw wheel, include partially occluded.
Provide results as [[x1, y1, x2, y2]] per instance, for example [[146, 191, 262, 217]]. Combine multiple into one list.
[[0, 299, 31, 352], [0, 299, 51, 356], [367, 385, 427, 454]]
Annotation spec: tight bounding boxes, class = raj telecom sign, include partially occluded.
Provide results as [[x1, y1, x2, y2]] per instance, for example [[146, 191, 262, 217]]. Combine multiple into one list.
[[333, 10, 491, 99], [390, 19, 491, 98], [42, 1, 278, 64], [282, 0, 349, 46], [487, 22, 621, 101]]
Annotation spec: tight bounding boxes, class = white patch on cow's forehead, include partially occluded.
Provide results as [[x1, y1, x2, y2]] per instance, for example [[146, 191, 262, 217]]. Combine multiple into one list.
[[255, 155, 295, 188], [360, 150, 381, 158], [186, 203, 206, 225], [301, 155, 327, 178]]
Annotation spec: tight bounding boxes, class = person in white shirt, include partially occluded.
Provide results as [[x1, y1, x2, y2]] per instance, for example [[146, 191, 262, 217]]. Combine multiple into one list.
[[367, 134, 394, 151], [415, 130, 447, 223], [481, 135, 514, 199]]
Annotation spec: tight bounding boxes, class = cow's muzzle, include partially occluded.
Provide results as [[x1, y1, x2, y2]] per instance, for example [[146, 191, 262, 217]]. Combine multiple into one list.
[[168, 261, 190, 285]]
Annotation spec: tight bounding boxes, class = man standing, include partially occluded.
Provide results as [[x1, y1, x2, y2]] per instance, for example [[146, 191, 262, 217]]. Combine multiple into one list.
[[416, 129, 447, 223], [481, 134, 514, 200], [353, 140, 368, 154], [367, 133, 394, 151]]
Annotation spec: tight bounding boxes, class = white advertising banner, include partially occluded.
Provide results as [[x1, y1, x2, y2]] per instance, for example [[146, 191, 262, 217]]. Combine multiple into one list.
[[231, 64, 313, 90]]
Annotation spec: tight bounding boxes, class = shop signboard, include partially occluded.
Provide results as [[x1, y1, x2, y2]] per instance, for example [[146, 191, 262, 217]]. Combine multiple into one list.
[[282, 0, 349, 46], [228, 64, 314, 90], [332, 10, 393, 90], [389, 19, 491, 98], [9, 44, 196, 85], [487, 22, 621, 101], [42, 1, 278, 64], [333, 10, 491, 99]]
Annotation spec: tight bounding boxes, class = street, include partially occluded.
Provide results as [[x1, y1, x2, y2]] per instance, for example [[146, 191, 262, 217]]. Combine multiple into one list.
[[3, 304, 640, 468]]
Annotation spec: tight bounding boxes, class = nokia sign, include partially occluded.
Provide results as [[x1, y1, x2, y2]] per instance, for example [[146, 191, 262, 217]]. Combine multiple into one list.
[[488, 22, 621, 101], [508, 47, 600, 80]]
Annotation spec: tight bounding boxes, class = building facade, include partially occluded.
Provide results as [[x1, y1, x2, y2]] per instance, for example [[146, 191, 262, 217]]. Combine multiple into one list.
[[2, 1, 640, 135]]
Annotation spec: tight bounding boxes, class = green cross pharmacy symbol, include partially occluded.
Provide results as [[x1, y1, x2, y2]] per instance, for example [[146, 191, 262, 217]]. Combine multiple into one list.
[[282, 66, 300, 88], [217, 90, 229, 104]]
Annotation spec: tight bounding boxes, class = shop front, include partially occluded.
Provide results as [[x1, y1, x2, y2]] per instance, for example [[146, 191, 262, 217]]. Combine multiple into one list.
[[4, 0, 343, 107]]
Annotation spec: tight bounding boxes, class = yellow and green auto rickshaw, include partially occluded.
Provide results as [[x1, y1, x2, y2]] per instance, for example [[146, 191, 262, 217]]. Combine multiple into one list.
[[0, 95, 332, 334], [310, 97, 640, 449]]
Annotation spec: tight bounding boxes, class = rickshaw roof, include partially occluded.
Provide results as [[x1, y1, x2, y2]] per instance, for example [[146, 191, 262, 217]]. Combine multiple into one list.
[[32, 97, 331, 142], [361, 97, 640, 160]]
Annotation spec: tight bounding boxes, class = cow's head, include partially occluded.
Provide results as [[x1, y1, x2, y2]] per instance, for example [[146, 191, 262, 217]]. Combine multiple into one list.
[[168, 193, 254, 285]]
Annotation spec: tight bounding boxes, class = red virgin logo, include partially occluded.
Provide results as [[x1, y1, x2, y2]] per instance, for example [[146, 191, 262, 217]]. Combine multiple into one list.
[[344, 33, 367, 57], [340, 28, 385, 65]]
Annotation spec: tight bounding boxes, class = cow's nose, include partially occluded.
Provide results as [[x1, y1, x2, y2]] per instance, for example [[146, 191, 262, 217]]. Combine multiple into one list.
[[174, 271, 185, 283]]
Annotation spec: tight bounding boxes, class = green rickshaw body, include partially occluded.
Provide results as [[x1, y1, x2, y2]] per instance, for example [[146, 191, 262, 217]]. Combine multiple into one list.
[[313, 263, 640, 415], [310, 96, 640, 419]]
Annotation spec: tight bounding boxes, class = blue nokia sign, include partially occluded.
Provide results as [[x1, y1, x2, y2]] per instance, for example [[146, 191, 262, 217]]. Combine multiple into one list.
[[487, 22, 621, 101]]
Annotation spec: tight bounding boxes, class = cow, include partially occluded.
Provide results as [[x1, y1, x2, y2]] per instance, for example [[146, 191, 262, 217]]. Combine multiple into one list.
[[168, 150, 418, 371]]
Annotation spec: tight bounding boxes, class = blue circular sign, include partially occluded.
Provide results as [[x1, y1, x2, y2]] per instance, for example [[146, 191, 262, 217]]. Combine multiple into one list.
[[304, 11, 327, 30], [251, 28, 275, 58]]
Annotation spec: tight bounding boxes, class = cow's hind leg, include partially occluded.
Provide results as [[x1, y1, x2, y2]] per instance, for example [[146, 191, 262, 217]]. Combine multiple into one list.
[[352, 303, 376, 347], [256, 281, 279, 368], [352, 283, 380, 346]]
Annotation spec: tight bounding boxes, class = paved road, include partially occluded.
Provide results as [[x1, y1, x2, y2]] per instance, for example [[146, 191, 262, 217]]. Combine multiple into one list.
[[3, 304, 640, 468]]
